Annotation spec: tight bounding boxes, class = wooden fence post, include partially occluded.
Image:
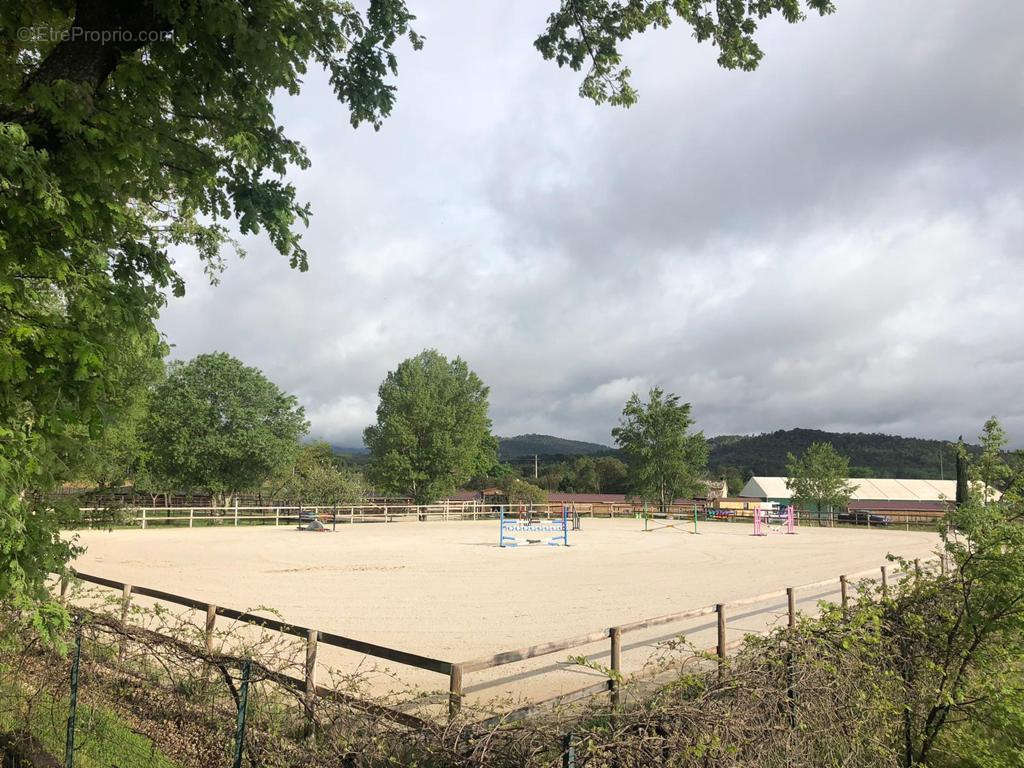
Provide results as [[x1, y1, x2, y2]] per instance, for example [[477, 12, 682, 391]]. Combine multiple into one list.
[[787, 587, 796, 629], [610, 626, 622, 709], [141, 508, 147, 529], [881, 566, 888, 598], [305, 629, 318, 737], [274, 507, 280, 527], [448, 663, 463, 720], [914, 558, 921, 579], [205, 605, 217, 654], [59, 576, 69, 601], [840, 575, 848, 616], [716, 604, 726, 680], [233, 499, 239, 527], [189, 507, 194, 528]]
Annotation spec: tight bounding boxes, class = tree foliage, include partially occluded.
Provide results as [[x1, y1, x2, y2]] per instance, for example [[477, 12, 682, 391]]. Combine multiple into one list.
[[141, 353, 308, 499], [888, 496, 1024, 766], [973, 417, 1011, 503], [709, 428, 971, 480], [363, 350, 497, 504], [536, 0, 837, 106], [500, 476, 549, 506], [274, 441, 365, 505], [785, 441, 854, 513], [612, 387, 708, 514]]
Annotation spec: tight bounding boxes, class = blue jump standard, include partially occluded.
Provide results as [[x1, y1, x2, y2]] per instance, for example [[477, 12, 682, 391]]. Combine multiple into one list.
[[499, 506, 570, 547]]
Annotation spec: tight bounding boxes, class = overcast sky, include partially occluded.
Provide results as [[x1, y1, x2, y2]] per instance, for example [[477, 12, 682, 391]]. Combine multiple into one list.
[[160, 1, 1024, 449]]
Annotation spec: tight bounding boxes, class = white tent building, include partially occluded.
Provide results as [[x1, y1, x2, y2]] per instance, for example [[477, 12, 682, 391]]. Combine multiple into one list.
[[739, 476, 1000, 505]]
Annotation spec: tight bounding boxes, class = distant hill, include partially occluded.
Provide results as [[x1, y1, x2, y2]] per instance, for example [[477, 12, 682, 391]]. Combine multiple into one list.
[[499, 434, 613, 459], [334, 428, 982, 482], [708, 428, 969, 480]]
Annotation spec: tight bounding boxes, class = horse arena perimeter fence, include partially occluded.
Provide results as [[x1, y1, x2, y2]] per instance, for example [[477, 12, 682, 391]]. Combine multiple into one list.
[[58, 511, 944, 731], [76, 500, 944, 530]]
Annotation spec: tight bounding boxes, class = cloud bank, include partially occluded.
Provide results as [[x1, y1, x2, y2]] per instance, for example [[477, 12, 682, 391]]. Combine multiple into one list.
[[160, 1, 1024, 448]]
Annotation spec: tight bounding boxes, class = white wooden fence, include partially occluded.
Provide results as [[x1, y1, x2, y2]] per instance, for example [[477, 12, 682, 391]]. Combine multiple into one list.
[[76, 501, 598, 529]]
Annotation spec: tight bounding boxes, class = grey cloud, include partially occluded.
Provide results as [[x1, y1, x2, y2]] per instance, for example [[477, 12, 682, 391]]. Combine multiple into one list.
[[160, 0, 1024, 450]]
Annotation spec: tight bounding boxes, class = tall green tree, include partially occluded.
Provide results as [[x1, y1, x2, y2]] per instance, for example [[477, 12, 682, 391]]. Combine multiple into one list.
[[785, 441, 854, 519], [612, 387, 709, 514], [972, 416, 1011, 504], [141, 353, 308, 502], [364, 350, 496, 504]]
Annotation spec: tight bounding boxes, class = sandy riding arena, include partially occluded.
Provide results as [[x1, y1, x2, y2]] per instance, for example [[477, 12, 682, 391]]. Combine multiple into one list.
[[70, 519, 940, 714]]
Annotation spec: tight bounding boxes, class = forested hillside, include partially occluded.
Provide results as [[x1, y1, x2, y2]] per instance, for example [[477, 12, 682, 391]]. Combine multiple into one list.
[[498, 434, 613, 459], [707, 428, 968, 480], [495, 429, 980, 487]]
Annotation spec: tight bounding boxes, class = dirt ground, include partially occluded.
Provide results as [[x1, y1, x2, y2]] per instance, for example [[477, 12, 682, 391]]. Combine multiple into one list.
[[70, 518, 940, 714]]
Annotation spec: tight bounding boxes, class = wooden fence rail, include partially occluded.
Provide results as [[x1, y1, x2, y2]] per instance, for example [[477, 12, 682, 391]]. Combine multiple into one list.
[[65, 559, 927, 725]]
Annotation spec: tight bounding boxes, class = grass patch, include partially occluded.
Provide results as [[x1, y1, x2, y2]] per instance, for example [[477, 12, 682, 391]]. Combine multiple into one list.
[[0, 662, 180, 768]]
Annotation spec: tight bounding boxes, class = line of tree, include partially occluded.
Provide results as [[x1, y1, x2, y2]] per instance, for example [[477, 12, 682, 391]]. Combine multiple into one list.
[[74, 352, 365, 508]]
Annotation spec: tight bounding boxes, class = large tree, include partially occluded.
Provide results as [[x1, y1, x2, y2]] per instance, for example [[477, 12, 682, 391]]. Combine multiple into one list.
[[364, 350, 496, 504], [785, 441, 854, 521], [142, 353, 308, 501], [612, 387, 709, 514]]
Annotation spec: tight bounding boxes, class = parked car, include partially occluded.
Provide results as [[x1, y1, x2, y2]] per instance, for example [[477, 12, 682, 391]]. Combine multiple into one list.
[[837, 510, 890, 526]]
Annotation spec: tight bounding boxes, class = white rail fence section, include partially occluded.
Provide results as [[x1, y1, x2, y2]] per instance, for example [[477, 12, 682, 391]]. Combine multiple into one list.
[[76, 502, 935, 530], [77, 502, 596, 529]]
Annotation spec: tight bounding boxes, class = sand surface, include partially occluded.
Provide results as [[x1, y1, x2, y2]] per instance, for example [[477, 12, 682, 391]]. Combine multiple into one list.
[[70, 518, 939, 713]]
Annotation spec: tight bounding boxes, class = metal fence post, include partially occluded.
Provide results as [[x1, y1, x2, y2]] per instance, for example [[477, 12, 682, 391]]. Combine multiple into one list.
[[716, 604, 726, 680], [233, 659, 252, 768], [65, 625, 82, 768], [118, 584, 132, 660], [787, 587, 796, 629], [840, 575, 848, 617], [562, 731, 575, 768], [610, 626, 622, 709], [305, 629, 318, 737], [785, 647, 797, 728]]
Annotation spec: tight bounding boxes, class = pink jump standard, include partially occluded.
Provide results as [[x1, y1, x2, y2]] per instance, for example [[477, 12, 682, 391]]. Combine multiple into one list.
[[752, 505, 796, 536]]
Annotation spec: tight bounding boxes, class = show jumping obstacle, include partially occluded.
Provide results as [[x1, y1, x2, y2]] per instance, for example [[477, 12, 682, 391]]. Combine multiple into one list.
[[499, 506, 571, 547], [752, 505, 796, 536]]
